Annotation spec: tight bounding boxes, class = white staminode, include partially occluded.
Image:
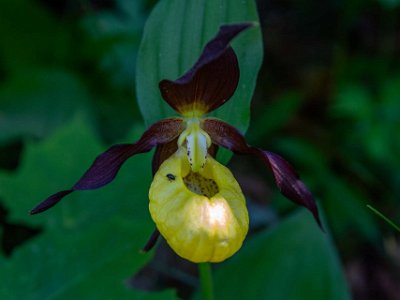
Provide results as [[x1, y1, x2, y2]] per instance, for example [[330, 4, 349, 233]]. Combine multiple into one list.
[[178, 118, 211, 172]]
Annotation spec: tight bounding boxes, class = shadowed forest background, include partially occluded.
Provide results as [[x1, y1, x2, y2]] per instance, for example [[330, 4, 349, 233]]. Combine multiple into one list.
[[0, 0, 399, 299]]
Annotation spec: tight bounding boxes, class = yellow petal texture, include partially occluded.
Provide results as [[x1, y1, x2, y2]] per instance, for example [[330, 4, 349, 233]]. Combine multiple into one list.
[[149, 148, 249, 263]]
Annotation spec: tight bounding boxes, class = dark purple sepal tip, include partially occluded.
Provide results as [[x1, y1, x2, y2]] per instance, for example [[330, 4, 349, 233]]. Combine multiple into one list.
[[30, 190, 73, 214], [190, 22, 254, 70], [257, 150, 324, 230], [141, 229, 160, 253]]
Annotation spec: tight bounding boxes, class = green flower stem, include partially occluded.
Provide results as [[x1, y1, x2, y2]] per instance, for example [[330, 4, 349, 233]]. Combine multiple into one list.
[[199, 263, 214, 300], [367, 205, 400, 232]]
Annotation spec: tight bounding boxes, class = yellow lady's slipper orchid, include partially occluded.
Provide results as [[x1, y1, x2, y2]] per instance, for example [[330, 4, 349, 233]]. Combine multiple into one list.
[[31, 23, 321, 264]]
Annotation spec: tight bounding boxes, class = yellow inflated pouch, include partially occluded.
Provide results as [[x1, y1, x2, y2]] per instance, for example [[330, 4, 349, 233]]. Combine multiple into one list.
[[149, 148, 249, 263]]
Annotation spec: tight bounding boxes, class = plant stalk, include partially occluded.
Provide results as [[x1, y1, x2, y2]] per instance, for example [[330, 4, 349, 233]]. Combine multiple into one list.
[[367, 204, 400, 232], [199, 262, 214, 300]]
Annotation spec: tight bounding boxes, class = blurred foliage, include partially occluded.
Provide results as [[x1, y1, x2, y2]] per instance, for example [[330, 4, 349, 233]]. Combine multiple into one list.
[[1, 0, 400, 299], [0, 117, 175, 299], [212, 210, 350, 300], [0, 69, 90, 143]]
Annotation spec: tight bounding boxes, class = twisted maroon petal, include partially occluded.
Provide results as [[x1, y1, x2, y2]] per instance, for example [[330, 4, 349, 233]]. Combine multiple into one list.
[[30, 190, 73, 214], [159, 23, 253, 115], [254, 150, 323, 229], [203, 118, 322, 229], [141, 229, 160, 253], [30, 118, 184, 214]]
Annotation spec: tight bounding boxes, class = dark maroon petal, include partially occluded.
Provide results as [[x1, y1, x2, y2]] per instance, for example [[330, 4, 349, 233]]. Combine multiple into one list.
[[141, 229, 160, 252], [203, 118, 322, 229], [159, 23, 253, 115], [202, 118, 250, 153], [31, 118, 184, 214], [30, 190, 72, 214], [254, 150, 323, 229], [74, 144, 143, 190], [74, 118, 184, 190]]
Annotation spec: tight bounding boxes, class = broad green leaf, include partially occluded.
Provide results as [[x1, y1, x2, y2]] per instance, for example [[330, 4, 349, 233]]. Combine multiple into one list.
[[136, 0, 263, 133], [0, 218, 175, 300], [212, 210, 351, 300], [0, 69, 90, 143], [0, 117, 175, 299]]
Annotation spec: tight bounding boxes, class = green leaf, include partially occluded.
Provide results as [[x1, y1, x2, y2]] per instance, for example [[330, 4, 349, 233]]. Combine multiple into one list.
[[0, 117, 176, 299], [0, 69, 90, 143], [0, 218, 175, 300], [212, 210, 351, 300], [136, 0, 263, 133]]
